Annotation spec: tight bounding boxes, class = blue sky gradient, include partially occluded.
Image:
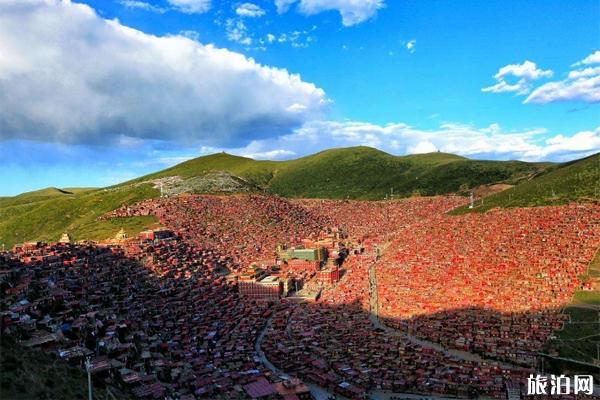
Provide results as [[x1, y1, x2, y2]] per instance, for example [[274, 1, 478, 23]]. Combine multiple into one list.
[[0, 0, 599, 195]]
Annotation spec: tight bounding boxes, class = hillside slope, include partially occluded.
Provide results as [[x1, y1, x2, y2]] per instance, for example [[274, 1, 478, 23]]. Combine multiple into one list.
[[453, 152, 600, 213], [4, 146, 597, 247], [0, 336, 120, 400], [0, 187, 96, 209], [125, 146, 550, 199], [268, 147, 549, 198], [0, 185, 159, 248]]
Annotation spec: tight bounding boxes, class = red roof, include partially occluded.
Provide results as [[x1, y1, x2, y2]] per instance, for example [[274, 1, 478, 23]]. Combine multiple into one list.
[[243, 377, 275, 398]]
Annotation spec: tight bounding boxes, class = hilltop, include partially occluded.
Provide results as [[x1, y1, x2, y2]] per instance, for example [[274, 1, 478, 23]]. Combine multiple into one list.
[[1, 146, 598, 247], [126, 146, 550, 199], [0, 187, 96, 208]]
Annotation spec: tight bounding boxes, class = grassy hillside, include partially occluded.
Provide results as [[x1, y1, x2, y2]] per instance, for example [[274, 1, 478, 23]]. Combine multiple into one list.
[[0, 187, 96, 208], [4, 147, 598, 247], [453, 152, 600, 213], [125, 146, 550, 200], [129, 152, 277, 188], [267, 147, 549, 199], [0, 185, 159, 248]]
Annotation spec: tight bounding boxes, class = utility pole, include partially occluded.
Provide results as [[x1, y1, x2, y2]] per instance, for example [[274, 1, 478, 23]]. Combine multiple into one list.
[[85, 356, 93, 400]]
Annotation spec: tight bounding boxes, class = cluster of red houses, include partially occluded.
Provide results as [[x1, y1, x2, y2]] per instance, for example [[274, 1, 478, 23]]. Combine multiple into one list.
[[294, 196, 467, 242], [263, 253, 534, 399], [1, 237, 311, 399], [375, 204, 600, 365], [3, 194, 599, 400], [103, 194, 329, 268]]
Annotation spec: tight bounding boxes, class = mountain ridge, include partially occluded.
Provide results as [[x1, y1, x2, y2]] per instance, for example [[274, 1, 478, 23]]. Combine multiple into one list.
[[1, 146, 597, 247]]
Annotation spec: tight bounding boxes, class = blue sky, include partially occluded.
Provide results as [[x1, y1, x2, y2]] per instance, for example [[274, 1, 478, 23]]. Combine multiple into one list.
[[1, 0, 599, 195]]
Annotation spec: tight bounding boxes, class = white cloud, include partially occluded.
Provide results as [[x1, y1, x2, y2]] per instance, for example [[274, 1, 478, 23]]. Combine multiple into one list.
[[494, 61, 553, 81], [119, 0, 167, 13], [481, 80, 530, 95], [541, 129, 600, 156], [567, 66, 600, 79], [257, 28, 315, 49], [236, 2, 265, 17], [406, 39, 416, 54], [286, 103, 308, 112], [525, 75, 600, 104], [178, 30, 200, 41], [0, 0, 326, 145], [219, 120, 599, 162], [195, 141, 297, 160], [167, 0, 211, 13], [573, 50, 600, 66], [275, 0, 386, 26], [240, 149, 296, 159], [408, 141, 436, 154], [525, 50, 600, 104], [482, 61, 552, 95], [275, 0, 297, 13], [225, 18, 252, 45]]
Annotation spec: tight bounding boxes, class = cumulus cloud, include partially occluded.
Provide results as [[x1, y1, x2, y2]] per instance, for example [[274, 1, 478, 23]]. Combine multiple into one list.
[[0, 0, 327, 146], [525, 50, 600, 104], [540, 128, 600, 157], [482, 61, 552, 95], [236, 2, 266, 17], [167, 0, 211, 13], [275, 0, 385, 26], [525, 76, 600, 104], [573, 50, 600, 66], [220, 120, 599, 162]]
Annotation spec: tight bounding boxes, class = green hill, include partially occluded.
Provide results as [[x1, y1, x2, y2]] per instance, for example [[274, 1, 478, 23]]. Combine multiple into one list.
[[453, 152, 600, 213], [132, 152, 277, 188], [125, 146, 549, 199], [266, 147, 549, 198], [0, 184, 159, 249], [0, 187, 96, 208], [3, 146, 598, 247]]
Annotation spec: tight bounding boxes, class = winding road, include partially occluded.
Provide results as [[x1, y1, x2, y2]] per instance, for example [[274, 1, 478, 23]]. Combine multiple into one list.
[[255, 315, 349, 400], [253, 249, 600, 399]]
